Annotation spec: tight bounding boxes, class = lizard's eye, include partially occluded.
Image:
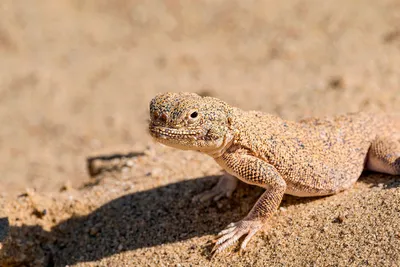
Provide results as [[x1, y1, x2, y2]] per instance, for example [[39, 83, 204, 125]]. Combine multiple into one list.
[[188, 111, 199, 123], [190, 111, 198, 119]]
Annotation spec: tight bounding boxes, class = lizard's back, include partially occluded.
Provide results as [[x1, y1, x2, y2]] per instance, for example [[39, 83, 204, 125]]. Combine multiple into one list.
[[234, 111, 400, 196]]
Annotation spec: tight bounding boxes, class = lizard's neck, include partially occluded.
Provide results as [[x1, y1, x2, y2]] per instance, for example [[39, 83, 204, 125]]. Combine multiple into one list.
[[205, 131, 235, 159]]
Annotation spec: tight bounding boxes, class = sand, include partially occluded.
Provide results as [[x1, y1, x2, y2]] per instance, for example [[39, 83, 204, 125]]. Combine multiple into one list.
[[1, 0, 400, 266]]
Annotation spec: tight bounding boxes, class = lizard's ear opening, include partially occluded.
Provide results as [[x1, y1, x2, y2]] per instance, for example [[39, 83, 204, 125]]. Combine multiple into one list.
[[227, 116, 233, 126]]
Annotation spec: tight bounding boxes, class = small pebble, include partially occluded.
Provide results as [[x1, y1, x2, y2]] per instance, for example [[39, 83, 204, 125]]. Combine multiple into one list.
[[126, 160, 134, 167]]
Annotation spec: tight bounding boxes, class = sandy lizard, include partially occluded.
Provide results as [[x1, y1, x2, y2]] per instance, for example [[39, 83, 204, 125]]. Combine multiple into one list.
[[148, 92, 400, 254]]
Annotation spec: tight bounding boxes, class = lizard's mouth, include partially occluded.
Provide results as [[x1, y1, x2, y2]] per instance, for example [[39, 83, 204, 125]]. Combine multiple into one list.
[[149, 125, 203, 140]]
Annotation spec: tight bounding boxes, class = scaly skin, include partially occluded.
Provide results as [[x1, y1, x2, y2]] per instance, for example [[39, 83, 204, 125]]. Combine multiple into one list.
[[148, 92, 400, 254]]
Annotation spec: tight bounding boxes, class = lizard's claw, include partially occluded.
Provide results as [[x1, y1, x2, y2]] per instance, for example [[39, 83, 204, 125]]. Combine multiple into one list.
[[192, 174, 237, 203], [211, 219, 263, 255]]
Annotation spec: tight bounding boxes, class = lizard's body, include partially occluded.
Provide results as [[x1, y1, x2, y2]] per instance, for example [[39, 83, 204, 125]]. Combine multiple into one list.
[[149, 92, 400, 253], [225, 111, 398, 197]]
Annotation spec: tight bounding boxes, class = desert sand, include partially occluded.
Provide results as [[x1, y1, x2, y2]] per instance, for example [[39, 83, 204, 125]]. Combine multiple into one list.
[[1, 0, 400, 266]]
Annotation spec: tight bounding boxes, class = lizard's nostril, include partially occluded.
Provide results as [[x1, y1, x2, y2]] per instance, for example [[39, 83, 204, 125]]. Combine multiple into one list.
[[152, 111, 160, 120], [160, 113, 168, 122]]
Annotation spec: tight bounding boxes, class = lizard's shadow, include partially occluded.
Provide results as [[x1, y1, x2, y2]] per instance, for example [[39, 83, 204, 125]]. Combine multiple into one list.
[[4, 176, 262, 266], [5, 172, 399, 266], [358, 171, 400, 189]]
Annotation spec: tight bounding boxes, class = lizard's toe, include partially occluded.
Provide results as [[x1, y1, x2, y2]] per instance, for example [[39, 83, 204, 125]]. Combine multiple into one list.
[[192, 188, 226, 203], [212, 220, 263, 255]]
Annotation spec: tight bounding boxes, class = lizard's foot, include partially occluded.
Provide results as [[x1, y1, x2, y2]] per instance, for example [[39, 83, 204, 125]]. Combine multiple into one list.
[[192, 173, 238, 202], [212, 219, 263, 255]]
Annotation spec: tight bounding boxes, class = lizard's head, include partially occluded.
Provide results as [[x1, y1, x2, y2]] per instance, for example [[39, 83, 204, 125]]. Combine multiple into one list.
[[149, 92, 234, 155]]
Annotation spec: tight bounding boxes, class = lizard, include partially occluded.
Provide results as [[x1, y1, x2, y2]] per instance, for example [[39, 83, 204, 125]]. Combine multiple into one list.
[[148, 92, 400, 254]]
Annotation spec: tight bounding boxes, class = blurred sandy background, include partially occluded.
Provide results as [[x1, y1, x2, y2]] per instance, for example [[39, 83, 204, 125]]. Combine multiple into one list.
[[1, 0, 400, 266]]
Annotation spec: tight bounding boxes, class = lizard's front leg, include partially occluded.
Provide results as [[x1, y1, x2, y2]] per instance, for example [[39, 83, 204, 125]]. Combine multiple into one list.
[[212, 152, 286, 254]]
